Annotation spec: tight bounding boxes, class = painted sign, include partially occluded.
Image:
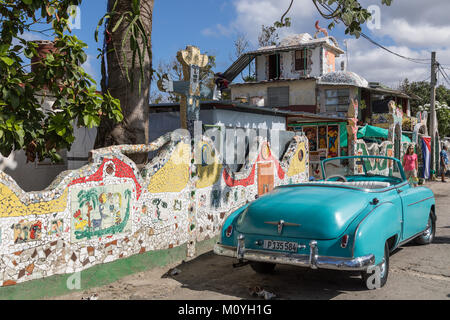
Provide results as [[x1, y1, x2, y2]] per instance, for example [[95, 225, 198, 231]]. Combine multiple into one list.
[[258, 162, 274, 196], [70, 183, 133, 243]]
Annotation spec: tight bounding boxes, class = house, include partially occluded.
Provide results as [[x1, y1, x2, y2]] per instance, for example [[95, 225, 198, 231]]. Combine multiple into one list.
[[227, 33, 345, 113], [221, 32, 418, 162]]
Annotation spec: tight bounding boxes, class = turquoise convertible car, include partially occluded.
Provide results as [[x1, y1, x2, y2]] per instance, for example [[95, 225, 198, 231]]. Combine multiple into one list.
[[214, 156, 436, 289]]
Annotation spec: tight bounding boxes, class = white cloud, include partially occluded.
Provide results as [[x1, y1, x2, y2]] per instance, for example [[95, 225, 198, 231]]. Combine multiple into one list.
[[204, 0, 450, 88], [203, 0, 321, 47], [338, 38, 450, 88], [82, 54, 98, 82], [375, 19, 450, 49]]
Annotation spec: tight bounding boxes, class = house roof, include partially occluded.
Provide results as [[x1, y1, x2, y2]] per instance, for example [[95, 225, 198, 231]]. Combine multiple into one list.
[[318, 71, 369, 88], [253, 33, 344, 55], [222, 33, 344, 83], [149, 100, 290, 117], [149, 100, 348, 123], [229, 77, 317, 87]]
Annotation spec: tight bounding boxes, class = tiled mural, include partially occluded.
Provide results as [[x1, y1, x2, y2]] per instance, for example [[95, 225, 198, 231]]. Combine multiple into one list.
[[0, 132, 309, 286]]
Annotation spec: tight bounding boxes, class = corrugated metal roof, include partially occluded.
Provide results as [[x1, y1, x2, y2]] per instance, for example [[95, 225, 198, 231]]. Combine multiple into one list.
[[222, 53, 257, 82], [366, 87, 413, 99]]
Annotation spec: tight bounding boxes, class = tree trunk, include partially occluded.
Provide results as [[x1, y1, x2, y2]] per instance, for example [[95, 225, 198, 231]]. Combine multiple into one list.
[[95, 0, 154, 164]]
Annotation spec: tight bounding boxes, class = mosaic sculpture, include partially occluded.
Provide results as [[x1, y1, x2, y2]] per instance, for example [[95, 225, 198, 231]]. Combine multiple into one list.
[[158, 46, 220, 135], [0, 132, 308, 287]]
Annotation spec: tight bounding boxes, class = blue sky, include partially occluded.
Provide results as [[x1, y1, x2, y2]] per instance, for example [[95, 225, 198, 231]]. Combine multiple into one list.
[[57, 0, 247, 84], [23, 0, 450, 90]]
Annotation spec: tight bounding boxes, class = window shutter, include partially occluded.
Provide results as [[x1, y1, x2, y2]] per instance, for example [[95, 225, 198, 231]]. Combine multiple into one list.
[[267, 87, 289, 107]]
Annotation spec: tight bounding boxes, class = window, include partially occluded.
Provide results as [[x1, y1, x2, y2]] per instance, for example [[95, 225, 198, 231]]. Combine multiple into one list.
[[268, 54, 280, 80], [325, 89, 350, 112], [295, 50, 307, 71], [267, 86, 289, 107]]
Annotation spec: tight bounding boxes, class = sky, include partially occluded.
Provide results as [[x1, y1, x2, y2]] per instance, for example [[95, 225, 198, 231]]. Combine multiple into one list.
[[22, 0, 450, 91]]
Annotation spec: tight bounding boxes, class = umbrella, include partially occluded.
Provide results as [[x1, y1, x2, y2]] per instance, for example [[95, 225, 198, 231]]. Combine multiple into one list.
[[357, 125, 411, 143]]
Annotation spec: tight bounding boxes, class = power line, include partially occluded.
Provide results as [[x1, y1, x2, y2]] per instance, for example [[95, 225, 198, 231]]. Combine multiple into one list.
[[359, 33, 430, 65], [437, 64, 450, 87], [319, 2, 431, 65]]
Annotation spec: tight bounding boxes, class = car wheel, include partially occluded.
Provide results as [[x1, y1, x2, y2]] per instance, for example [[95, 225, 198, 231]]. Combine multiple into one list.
[[415, 214, 435, 245], [361, 242, 389, 289], [250, 262, 276, 274]]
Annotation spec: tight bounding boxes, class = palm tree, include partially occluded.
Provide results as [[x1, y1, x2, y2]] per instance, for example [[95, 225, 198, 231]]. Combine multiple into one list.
[[78, 189, 99, 230], [95, 0, 154, 164]]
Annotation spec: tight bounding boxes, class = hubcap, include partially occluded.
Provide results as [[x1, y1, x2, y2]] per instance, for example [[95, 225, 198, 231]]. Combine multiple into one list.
[[380, 257, 387, 278], [423, 218, 433, 240]]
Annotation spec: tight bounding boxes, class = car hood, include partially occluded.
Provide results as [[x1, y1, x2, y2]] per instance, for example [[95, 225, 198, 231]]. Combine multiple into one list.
[[236, 185, 372, 240]]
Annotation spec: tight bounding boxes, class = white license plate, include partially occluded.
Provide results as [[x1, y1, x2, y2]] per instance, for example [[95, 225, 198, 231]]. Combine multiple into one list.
[[263, 240, 298, 252]]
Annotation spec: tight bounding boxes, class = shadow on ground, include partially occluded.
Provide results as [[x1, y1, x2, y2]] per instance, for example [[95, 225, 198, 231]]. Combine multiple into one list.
[[163, 251, 371, 300]]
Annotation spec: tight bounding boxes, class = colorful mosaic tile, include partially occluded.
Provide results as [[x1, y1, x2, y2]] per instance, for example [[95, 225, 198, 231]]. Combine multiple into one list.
[[0, 131, 308, 287]]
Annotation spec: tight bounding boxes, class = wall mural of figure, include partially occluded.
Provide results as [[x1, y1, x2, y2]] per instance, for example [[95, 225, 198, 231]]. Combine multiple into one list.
[[48, 219, 63, 236], [12, 220, 42, 244], [327, 125, 339, 158], [303, 127, 318, 152], [318, 126, 328, 150]]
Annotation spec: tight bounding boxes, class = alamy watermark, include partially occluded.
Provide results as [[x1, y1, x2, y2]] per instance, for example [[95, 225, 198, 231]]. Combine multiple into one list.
[[67, 5, 81, 30], [169, 121, 298, 166], [367, 5, 381, 30], [365, 265, 382, 289], [66, 271, 81, 290]]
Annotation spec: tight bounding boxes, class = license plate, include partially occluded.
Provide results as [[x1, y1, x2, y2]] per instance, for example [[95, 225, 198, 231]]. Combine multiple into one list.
[[263, 240, 298, 252]]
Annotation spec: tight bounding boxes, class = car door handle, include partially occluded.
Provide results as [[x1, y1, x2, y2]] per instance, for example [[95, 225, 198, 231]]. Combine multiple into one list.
[[397, 189, 403, 194]]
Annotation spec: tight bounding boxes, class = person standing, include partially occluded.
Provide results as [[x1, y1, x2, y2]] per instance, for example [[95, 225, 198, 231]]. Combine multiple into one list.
[[440, 145, 449, 182], [403, 145, 418, 185]]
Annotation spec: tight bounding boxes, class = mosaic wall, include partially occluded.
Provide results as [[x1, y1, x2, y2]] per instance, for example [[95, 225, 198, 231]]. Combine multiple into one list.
[[352, 100, 415, 175], [0, 132, 308, 286], [356, 140, 411, 175]]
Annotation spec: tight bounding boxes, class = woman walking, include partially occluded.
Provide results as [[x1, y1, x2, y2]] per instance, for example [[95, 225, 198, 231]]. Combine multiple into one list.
[[403, 144, 418, 186], [440, 144, 448, 182]]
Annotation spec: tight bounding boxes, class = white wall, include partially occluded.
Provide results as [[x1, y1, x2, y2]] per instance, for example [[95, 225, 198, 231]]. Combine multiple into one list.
[[149, 109, 286, 143], [0, 94, 98, 191], [231, 79, 317, 107], [255, 46, 328, 81], [0, 150, 67, 192], [67, 126, 97, 170]]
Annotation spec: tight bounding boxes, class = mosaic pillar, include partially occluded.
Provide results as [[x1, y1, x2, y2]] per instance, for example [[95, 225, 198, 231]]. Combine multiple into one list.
[[158, 46, 219, 137], [346, 98, 359, 157]]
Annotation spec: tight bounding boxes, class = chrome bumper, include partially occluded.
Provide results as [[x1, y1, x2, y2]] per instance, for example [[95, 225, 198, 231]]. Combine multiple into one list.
[[214, 239, 375, 271]]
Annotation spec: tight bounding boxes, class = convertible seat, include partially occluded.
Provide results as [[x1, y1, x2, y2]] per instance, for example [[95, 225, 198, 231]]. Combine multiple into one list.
[[304, 181, 391, 190]]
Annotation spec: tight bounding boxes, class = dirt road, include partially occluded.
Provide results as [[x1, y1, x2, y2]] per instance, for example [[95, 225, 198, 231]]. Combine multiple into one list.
[[54, 182, 450, 300]]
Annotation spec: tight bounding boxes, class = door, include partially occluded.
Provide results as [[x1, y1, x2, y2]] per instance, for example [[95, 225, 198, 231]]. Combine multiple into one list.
[[397, 183, 430, 240], [258, 162, 274, 196]]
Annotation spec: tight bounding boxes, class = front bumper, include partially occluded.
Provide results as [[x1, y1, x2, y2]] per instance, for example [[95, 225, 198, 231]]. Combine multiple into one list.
[[214, 238, 374, 271]]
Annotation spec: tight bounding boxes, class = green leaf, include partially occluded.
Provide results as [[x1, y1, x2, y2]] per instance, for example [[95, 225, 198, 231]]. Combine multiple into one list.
[[112, 14, 126, 33], [0, 57, 14, 66]]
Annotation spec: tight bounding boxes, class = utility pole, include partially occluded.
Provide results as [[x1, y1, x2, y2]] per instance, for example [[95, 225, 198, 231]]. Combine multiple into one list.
[[430, 51, 437, 175]]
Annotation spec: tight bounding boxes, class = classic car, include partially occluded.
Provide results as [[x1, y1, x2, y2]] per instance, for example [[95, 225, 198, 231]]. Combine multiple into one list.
[[214, 156, 436, 289]]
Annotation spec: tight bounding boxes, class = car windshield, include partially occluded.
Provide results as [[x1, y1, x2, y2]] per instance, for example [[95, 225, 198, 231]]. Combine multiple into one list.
[[322, 156, 405, 185]]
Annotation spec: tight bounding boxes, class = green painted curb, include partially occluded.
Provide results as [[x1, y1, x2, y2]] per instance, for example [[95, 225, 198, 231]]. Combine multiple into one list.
[[0, 236, 218, 300]]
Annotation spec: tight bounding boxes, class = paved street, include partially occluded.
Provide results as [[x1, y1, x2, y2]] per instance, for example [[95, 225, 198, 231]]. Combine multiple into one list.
[[55, 181, 450, 300]]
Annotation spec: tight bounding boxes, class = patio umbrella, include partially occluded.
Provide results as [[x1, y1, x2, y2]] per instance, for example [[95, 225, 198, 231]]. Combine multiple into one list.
[[357, 125, 411, 143]]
